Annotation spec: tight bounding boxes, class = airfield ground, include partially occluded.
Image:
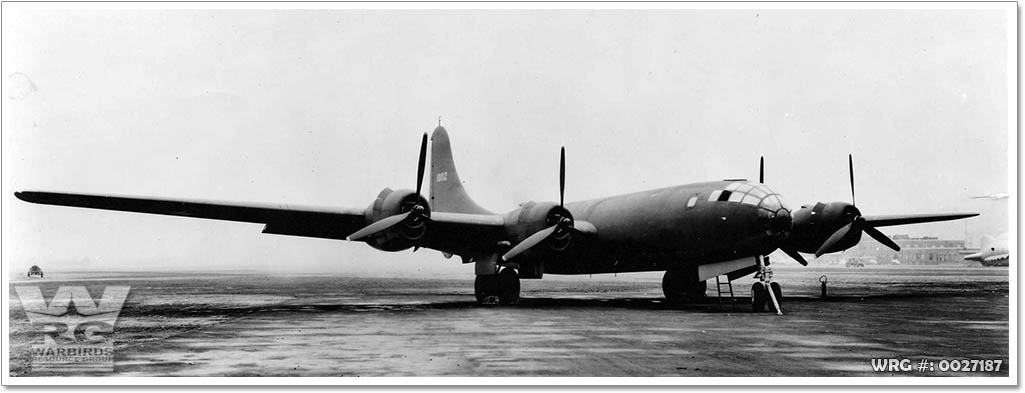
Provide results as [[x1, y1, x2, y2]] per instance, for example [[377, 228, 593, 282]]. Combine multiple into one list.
[[8, 266, 1009, 377]]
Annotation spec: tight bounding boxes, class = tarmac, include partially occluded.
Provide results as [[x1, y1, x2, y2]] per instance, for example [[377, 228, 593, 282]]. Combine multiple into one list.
[[7, 266, 1010, 377]]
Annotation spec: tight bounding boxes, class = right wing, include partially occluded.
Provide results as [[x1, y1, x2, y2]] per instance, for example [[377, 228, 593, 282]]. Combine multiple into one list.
[[15, 191, 367, 240], [863, 213, 979, 227]]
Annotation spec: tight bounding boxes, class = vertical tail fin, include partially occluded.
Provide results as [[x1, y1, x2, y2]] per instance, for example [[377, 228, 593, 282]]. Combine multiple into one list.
[[430, 126, 493, 214]]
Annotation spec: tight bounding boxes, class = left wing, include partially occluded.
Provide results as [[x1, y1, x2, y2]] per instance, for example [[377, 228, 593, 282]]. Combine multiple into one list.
[[14, 191, 510, 251], [15, 191, 368, 240], [862, 213, 979, 227]]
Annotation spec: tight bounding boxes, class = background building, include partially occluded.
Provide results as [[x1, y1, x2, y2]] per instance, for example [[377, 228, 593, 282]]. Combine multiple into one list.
[[815, 234, 967, 266]]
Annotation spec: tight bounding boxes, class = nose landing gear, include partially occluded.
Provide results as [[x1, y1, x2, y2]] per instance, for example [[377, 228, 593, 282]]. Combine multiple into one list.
[[751, 256, 783, 315]]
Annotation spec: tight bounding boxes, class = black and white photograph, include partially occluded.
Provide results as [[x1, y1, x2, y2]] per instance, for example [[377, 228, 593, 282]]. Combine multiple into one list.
[[1, 1, 1016, 385]]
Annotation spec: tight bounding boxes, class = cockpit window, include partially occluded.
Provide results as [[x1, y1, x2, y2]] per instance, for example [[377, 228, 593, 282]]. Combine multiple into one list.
[[741, 194, 760, 205], [712, 182, 788, 212], [747, 186, 767, 199]]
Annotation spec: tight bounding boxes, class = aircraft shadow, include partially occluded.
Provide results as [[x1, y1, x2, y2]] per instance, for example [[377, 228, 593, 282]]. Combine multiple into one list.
[[118, 290, 1006, 318]]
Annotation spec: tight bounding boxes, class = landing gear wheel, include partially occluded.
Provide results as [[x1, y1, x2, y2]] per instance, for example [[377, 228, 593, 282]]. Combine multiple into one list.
[[497, 268, 520, 305], [767, 282, 782, 312], [686, 279, 707, 301], [751, 282, 767, 312], [663, 270, 705, 304], [474, 274, 499, 305], [662, 270, 687, 304]]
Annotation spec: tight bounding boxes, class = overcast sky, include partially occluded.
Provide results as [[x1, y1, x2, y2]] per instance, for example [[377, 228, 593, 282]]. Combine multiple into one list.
[[2, 6, 1013, 275]]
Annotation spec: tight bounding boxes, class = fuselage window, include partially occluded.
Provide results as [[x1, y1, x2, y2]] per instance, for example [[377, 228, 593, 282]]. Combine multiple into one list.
[[686, 195, 698, 208], [709, 190, 722, 201]]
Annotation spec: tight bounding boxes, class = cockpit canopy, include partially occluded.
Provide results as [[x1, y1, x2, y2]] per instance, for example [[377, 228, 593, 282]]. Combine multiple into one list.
[[709, 182, 788, 212]]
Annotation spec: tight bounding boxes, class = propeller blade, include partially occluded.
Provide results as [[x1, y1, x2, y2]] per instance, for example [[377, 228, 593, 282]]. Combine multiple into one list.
[[863, 225, 901, 252], [781, 247, 808, 266], [815, 221, 855, 258], [759, 156, 764, 184], [502, 225, 558, 261], [559, 147, 566, 207], [848, 154, 855, 206], [415, 132, 428, 196], [346, 211, 411, 241]]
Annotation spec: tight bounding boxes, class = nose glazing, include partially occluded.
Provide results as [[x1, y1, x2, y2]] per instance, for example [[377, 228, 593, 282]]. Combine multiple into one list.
[[760, 207, 792, 239]]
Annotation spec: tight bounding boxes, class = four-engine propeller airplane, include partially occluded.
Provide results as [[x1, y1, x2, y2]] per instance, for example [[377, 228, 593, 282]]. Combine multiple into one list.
[[15, 125, 978, 312]]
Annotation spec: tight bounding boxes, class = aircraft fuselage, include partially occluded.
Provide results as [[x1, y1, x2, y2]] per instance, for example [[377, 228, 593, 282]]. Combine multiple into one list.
[[505, 180, 792, 275]]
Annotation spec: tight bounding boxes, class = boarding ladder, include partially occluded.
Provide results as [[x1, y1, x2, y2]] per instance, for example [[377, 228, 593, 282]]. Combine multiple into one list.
[[715, 275, 737, 311]]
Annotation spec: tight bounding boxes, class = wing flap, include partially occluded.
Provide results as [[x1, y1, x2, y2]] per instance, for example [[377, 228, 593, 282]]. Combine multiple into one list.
[[425, 212, 506, 255]]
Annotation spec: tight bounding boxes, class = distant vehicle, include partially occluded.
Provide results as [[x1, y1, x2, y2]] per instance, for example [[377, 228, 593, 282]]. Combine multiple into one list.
[[27, 265, 43, 278], [845, 259, 865, 268], [965, 234, 1009, 267]]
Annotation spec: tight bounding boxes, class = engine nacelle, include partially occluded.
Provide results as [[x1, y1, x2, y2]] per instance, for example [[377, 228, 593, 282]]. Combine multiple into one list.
[[364, 188, 430, 251], [505, 201, 574, 253], [786, 201, 862, 254]]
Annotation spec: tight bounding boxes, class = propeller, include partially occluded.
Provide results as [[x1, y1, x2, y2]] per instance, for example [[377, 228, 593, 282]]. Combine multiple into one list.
[[781, 247, 808, 266], [848, 154, 855, 206], [760, 156, 807, 266], [759, 156, 764, 184], [813, 154, 901, 257], [501, 147, 574, 261], [347, 133, 430, 241], [560, 147, 565, 207]]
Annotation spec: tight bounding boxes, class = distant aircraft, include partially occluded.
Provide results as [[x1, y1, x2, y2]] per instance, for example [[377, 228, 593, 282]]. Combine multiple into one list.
[[970, 193, 1009, 200], [15, 126, 978, 313], [965, 234, 1009, 266]]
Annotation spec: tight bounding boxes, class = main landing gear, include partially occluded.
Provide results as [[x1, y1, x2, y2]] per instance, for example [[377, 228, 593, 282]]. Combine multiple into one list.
[[750, 256, 783, 315], [475, 267, 520, 305], [662, 268, 707, 304]]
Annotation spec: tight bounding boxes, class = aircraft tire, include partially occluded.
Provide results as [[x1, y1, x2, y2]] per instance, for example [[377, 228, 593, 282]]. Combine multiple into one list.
[[497, 267, 520, 305], [751, 282, 767, 312], [474, 274, 499, 305], [686, 279, 707, 301], [662, 270, 687, 304]]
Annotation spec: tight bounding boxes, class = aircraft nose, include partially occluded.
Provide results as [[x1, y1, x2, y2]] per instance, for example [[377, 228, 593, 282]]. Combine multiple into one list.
[[762, 207, 792, 239]]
